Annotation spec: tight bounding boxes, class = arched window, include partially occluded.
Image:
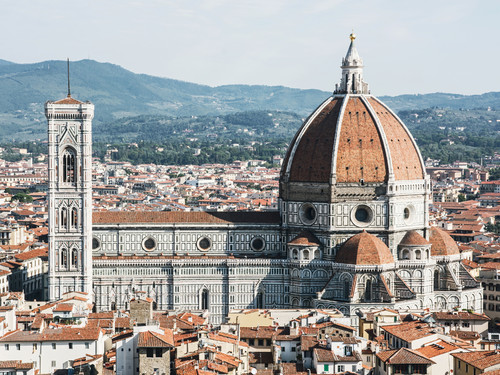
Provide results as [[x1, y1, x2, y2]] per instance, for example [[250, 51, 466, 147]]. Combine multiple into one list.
[[60, 207, 68, 229], [365, 279, 372, 301], [415, 250, 421, 260], [62, 148, 76, 184], [434, 269, 441, 290], [71, 207, 78, 229], [344, 280, 350, 299], [256, 292, 264, 309], [60, 248, 68, 268], [402, 249, 410, 260], [314, 250, 321, 259], [201, 289, 209, 310], [71, 248, 78, 267], [303, 250, 310, 260], [292, 249, 299, 260]]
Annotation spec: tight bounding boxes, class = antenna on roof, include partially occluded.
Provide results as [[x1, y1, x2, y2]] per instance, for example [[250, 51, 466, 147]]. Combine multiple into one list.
[[67, 58, 71, 97]]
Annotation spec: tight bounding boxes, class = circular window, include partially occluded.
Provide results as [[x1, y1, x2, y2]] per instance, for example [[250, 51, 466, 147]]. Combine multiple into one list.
[[351, 205, 374, 227], [250, 237, 265, 251], [299, 203, 317, 225], [142, 237, 157, 251], [92, 237, 101, 251], [404, 205, 415, 224], [197, 237, 212, 251]]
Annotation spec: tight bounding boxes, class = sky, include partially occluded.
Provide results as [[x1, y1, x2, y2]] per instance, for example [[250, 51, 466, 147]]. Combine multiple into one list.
[[1, 0, 498, 96]]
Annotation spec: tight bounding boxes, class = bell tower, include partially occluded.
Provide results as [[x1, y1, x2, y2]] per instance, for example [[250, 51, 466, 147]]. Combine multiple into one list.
[[46, 81, 94, 300]]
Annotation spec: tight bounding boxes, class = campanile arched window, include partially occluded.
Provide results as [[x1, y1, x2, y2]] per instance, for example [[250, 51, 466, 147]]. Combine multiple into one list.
[[60, 248, 68, 269], [71, 248, 78, 267], [71, 207, 78, 229], [62, 147, 77, 184], [60, 207, 68, 229]]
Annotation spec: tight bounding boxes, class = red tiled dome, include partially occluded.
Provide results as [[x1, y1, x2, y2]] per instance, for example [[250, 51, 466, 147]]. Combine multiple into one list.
[[399, 230, 430, 246], [429, 227, 460, 256], [335, 231, 394, 265], [281, 95, 424, 184]]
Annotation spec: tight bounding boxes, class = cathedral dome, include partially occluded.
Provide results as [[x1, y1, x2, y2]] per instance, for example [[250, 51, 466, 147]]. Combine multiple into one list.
[[399, 230, 430, 246], [429, 227, 460, 256], [281, 94, 424, 184], [280, 36, 424, 187], [335, 231, 394, 265]]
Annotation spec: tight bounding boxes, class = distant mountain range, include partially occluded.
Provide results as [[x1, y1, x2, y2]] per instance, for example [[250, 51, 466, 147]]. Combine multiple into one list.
[[0, 59, 498, 141]]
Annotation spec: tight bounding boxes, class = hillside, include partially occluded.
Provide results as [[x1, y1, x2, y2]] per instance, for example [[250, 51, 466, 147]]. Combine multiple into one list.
[[0, 58, 498, 144]]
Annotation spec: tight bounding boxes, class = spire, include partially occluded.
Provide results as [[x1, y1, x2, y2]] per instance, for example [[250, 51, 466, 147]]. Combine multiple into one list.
[[67, 58, 71, 97], [334, 33, 370, 95]]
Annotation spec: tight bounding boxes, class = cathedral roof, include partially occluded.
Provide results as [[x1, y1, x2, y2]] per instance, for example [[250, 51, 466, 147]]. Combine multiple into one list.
[[335, 231, 394, 265], [281, 95, 424, 184], [429, 227, 460, 256], [92, 210, 280, 225], [399, 231, 430, 246], [288, 230, 321, 246], [280, 35, 425, 186], [53, 95, 83, 105]]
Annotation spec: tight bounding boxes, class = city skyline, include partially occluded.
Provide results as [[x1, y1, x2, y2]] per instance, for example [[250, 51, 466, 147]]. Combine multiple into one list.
[[1, 0, 499, 96]]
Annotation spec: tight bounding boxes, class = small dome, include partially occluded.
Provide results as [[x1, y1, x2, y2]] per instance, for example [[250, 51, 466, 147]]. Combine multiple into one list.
[[429, 227, 460, 256], [288, 230, 321, 247], [399, 230, 430, 246], [335, 231, 394, 265]]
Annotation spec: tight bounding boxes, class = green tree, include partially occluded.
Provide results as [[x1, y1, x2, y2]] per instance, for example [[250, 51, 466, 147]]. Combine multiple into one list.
[[12, 193, 33, 203]]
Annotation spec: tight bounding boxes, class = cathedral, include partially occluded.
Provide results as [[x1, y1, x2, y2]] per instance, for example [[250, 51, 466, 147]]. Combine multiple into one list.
[[46, 35, 482, 324]]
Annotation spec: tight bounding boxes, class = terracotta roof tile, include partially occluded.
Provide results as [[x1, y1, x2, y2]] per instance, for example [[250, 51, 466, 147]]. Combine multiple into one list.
[[399, 230, 430, 246], [93, 210, 279, 224], [335, 231, 394, 265], [429, 226, 460, 256], [452, 351, 500, 370], [53, 96, 83, 105], [288, 230, 322, 246], [138, 329, 174, 347], [376, 348, 434, 365]]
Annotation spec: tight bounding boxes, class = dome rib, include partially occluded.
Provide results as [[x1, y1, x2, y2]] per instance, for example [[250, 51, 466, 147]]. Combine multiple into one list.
[[288, 98, 343, 182], [282, 97, 335, 179], [335, 231, 394, 265], [367, 97, 425, 180]]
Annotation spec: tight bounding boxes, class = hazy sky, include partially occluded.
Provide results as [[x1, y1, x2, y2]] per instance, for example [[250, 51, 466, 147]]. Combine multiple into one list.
[[1, 0, 498, 95]]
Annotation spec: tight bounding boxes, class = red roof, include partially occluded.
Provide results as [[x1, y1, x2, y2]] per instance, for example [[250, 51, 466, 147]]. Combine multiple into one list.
[[53, 96, 83, 105], [335, 231, 394, 265], [93, 211, 279, 224]]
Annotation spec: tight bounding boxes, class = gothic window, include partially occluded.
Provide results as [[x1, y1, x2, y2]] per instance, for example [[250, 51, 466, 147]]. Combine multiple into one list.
[[344, 280, 350, 299], [60, 207, 68, 229], [256, 292, 264, 309], [70, 207, 78, 229], [60, 248, 68, 269], [62, 147, 77, 184], [365, 279, 372, 301], [434, 269, 442, 290], [201, 289, 209, 310], [71, 248, 78, 268]]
